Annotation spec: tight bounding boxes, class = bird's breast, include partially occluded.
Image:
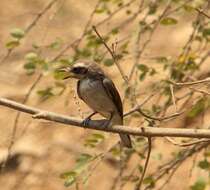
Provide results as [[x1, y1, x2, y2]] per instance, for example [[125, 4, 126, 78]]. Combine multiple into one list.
[[78, 78, 117, 118]]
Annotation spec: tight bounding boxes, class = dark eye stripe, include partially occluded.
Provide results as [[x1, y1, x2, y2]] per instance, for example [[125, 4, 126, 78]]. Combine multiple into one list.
[[72, 67, 87, 74]]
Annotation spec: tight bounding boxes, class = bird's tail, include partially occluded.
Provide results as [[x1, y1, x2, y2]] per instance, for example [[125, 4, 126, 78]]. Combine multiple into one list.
[[112, 115, 132, 148], [119, 134, 132, 148]]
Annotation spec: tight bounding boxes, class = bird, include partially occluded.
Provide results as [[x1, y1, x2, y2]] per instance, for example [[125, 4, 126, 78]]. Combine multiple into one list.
[[59, 60, 132, 148]]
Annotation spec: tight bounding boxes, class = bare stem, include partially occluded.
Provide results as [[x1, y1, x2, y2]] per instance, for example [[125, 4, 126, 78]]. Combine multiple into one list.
[[134, 138, 152, 190], [1, 98, 210, 138], [169, 77, 210, 86]]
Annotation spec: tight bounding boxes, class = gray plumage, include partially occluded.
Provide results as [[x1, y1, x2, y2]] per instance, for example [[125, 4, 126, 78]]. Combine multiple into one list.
[[62, 60, 132, 148]]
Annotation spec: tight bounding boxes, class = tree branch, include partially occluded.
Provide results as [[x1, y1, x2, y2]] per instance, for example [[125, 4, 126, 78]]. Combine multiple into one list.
[[1, 98, 210, 138], [195, 8, 210, 19], [168, 77, 210, 86], [92, 25, 129, 83]]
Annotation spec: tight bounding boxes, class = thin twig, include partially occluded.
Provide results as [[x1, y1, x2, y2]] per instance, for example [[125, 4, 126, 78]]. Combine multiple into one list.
[[134, 138, 152, 190], [170, 84, 177, 113], [169, 77, 210, 86], [92, 26, 128, 83], [124, 93, 156, 117], [195, 8, 210, 19], [144, 141, 210, 190], [189, 87, 210, 95], [165, 137, 210, 147], [135, 108, 184, 121], [157, 162, 182, 190]]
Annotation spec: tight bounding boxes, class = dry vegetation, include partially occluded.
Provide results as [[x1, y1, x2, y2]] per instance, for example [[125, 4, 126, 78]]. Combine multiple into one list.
[[0, 0, 210, 190]]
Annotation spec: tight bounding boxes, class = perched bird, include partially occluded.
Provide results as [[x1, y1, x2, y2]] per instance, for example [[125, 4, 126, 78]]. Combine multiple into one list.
[[59, 60, 132, 148]]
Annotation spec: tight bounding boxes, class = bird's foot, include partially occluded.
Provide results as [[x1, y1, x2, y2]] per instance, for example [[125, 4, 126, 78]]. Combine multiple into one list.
[[101, 120, 112, 129], [82, 112, 97, 127], [82, 117, 92, 127], [101, 112, 114, 129]]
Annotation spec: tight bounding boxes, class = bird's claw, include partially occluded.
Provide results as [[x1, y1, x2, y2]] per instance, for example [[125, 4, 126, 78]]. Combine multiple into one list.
[[82, 118, 91, 127]]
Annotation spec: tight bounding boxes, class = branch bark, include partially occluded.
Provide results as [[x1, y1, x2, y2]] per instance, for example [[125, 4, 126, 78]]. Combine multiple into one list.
[[1, 97, 210, 139]]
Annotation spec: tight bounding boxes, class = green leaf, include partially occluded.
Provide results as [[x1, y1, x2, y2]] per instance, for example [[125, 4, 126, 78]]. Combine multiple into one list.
[[155, 56, 169, 63], [54, 70, 67, 80], [139, 72, 146, 81], [152, 105, 161, 114], [183, 5, 194, 12], [138, 165, 143, 173], [148, 4, 157, 15], [24, 62, 36, 70], [137, 64, 149, 72], [84, 133, 105, 147], [198, 159, 210, 170], [24, 62, 36, 75], [25, 52, 38, 62], [92, 133, 105, 140], [5, 40, 20, 50], [138, 64, 149, 81], [61, 171, 77, 187], [86, 35, 102, 48], [152, 153, 162, 160], [75, 153, 93, 172], [120, 41, 129, 52], [40, 61, 49, 71], [104, 58, 114, 66], [76, 48, 92, 58], [37, 87, 54, 100], [203, 28, 210, 37], [143, 176, 155, 187], [32, 43, 39, 49], [10, 28, 25, 39], [149, 68, 156, 76], [111, 28, 119, 35], [76, 154, 92, 166], [60, 171, 77, 179], [191, 177, 206, 190], [110, 146, 121, 158], [95, 3, 109, 14], [161, 17, 178, 25], [95, 8, 105, 14], [49, 38, 63, 49], [59, 58, 74, 66], [187, 98, 205, 118]]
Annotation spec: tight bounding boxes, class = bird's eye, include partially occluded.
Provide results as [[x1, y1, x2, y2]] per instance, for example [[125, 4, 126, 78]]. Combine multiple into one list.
[[71, 67, 87, 74]]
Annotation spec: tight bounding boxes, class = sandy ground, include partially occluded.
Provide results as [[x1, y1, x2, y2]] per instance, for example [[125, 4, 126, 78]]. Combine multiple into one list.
[[0, 1, 209, 190]]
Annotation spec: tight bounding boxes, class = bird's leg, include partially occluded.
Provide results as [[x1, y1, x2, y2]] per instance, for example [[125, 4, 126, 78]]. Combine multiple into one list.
[[82, 111, 97, 127], [102, 112, 114, 128]]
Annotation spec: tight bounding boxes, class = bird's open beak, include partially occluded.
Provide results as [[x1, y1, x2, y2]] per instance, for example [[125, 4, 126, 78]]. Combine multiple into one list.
[[57, 67, 74, 79]]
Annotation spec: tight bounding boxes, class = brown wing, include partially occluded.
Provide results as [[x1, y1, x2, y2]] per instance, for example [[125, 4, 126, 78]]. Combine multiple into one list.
[[102, 77, 123, 118], [102, 77, 132, 148]]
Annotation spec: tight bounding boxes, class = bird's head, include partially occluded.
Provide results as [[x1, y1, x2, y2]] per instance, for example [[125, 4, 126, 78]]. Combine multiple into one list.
[[58, 60, 104, 80]]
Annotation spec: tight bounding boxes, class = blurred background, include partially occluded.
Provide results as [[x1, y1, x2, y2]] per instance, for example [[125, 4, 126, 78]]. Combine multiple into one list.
[[0, 0, 209, 190]]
